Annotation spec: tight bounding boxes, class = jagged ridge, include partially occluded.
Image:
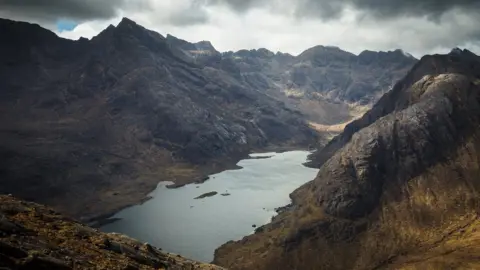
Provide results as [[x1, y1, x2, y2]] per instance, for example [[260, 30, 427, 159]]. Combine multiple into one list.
[[167, 34, 417, 125]]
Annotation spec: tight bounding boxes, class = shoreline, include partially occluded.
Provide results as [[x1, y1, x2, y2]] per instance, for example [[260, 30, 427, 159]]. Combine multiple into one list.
[[86, 156, 246, 227], [88, 145, 313, 228]]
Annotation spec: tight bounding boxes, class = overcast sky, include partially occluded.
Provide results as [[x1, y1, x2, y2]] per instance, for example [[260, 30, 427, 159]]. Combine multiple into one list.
[[1, 0, 480, 57]]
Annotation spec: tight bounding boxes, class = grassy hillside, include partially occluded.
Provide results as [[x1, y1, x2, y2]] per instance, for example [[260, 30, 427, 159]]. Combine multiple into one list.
[[214, 50, 480, 270]]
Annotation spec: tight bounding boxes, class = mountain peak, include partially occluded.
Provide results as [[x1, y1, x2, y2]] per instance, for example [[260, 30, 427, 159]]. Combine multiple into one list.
[[450, 47, 463, 54], [116, 17, 138, 31], [298, 44, 355, 61], [449, 47, 479, 60], [112, 17, 166, 42], [357, 49, 417, 65], [195, 40, 217, 52], [307, 45, 343, 52], [115, 17, 148, 35], [392, 48, 415, 58], [118, 17, 137, 27], [359, 49, 415, 58]]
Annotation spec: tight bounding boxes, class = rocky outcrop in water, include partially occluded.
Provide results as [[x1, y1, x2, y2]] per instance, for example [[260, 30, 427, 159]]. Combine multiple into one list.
[[214, 50, 480, 270], [194, 191, 218, 199]]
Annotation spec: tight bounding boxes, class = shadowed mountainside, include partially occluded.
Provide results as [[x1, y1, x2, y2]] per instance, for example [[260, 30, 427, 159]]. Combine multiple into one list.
[[214, 49, 480, 270], [0, 18, 317, 221]]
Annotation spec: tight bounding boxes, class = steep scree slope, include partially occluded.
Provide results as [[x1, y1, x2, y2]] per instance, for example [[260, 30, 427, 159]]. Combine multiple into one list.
[[214, 50, 480, 270]]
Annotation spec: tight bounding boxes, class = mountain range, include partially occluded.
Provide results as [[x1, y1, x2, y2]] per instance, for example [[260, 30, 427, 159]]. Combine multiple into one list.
[[166, 34, 416, 125], [3, 15, 479, 270], [0, 17, 416, 222]]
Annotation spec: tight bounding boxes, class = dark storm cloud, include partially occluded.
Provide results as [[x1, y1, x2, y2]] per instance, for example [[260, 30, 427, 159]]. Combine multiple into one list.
[[0, 0, 127, 22], [305, 0, 480, 20], [206, 0, 480, 55], [206, 0, 264, 12], [348, 0, 480, 19], [167, 3, 210, 26], [208, 0, 480, 20], [0, 0, 210, 27], [293, 1, 344, 20]]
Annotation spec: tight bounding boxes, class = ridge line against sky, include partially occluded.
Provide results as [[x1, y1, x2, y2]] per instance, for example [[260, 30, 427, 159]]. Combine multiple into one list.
[[0, 0, 479, 58]]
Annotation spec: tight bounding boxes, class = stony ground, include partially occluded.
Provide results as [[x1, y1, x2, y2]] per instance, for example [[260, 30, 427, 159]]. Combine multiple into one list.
[[0, 195, 224, 270]]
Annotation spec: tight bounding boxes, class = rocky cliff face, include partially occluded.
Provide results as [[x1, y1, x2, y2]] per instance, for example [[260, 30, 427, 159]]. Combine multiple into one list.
[[214, 50, 480, 270], [287, 46, 415, 105], [0, 195, 223, 270], [172, 42, 416, 125], [0, 18, 317, 221], [307, 48, 480, 167]]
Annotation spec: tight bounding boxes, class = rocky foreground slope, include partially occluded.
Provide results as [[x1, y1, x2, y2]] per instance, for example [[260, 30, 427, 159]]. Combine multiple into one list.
[[0, 195, 223, 270], [0, 18, 317, 221], [214, 50, 480, 269]]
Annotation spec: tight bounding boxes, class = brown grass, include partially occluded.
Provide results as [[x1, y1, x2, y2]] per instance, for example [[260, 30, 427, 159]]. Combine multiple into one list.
[[308, 121, 349, 133], [0, 195, 224, 270], [215, 135, 480, 270], [308, 103, 369, 146]]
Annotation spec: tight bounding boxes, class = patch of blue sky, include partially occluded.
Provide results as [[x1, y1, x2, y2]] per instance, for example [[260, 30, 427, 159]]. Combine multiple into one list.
[[56, 19, 78, 32]]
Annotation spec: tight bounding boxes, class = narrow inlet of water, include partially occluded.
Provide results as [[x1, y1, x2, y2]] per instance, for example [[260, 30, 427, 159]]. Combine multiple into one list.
[[101, 150, 319, 262]]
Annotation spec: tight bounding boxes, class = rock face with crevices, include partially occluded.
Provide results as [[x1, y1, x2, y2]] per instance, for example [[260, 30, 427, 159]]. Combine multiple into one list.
[[214, 50, 480, 270], [0, 195, 224, 270], [167, 36, 417, 124], [315, 72, 479, 219], [307, 48, 480, 168]]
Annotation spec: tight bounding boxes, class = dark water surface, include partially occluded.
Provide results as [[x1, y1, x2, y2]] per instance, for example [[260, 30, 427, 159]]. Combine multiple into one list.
[[101, 151, 319, 262]]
